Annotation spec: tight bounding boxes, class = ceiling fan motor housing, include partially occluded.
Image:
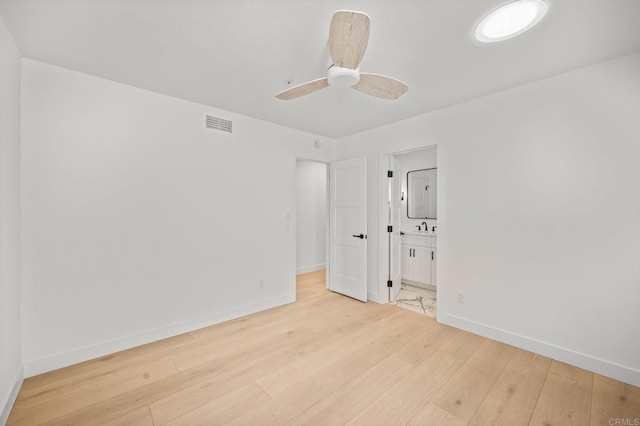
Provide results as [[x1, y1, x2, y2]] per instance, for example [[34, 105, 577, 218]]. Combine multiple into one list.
[[327, 66, 360, 88]]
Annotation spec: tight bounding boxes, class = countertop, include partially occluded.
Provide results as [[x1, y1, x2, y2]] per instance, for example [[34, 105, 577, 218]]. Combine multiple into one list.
[[402, 231, 437, 237]]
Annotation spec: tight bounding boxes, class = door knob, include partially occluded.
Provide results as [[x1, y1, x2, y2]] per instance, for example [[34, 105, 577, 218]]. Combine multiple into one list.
[[352, 234, 365, 239]]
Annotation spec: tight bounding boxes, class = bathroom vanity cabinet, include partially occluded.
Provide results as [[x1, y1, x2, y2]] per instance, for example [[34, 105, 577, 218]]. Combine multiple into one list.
[[401, 233, 437, 289]]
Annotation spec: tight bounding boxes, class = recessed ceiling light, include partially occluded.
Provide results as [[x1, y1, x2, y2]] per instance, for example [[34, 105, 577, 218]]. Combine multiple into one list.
[[475, 0, 548, 43]]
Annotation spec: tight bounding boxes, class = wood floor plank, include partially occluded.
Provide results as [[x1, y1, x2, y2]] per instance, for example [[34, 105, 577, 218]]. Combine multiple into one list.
[[431, 339, 515, 422], [408, 402, 467, 426], [438, 329, 486, 360], [16, 333, 195, 402], [36, 326, 316, 425], [103, 406, 154, 426], [295, 269, 326, 287], [173, 319, 314, 371], [159, 382, 270, 425], [349, 350, 466, 426], [284, 296, 387, 334], [550, 359, 594, 384], [469, 348, 551, 426], [590, 374, 640, 426], [8, 271, 637, 425], [287, 355, 415, 425], [9, 359, 178, 424], [226, 320, 427, 425], [149, 320, 361, 423], [15, 355, 179, 411], [391, 321, 458, 365], [256, 308, 404, 396], [529, 361, 594, 426], [188, 307, 294, 341]]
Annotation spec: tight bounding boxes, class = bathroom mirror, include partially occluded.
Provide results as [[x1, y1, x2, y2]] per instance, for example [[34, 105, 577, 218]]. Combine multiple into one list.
[[407, 168, 437, 219]]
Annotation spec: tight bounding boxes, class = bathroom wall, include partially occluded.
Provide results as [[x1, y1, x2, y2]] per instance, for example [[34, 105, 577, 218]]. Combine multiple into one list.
[[337, 51, 640, 386], [0, 11, 22, 422], [295, 160, 327, 274], [20, 59, 337, 376]]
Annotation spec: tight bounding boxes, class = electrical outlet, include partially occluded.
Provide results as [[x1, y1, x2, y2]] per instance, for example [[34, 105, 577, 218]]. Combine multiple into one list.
[[457, 291, 464, 304]]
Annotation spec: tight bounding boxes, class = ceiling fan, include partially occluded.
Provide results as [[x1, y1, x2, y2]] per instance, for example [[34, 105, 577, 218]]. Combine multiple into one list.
[[275, 10, 409, 101]]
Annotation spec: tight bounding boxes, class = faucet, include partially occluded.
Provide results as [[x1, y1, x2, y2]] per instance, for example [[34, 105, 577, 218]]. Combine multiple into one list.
[[421, 221, 427, 231]]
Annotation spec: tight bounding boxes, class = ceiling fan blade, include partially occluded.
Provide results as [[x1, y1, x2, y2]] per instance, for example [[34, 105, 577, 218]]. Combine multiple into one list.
[[328, 10, 370, 69], [353, 73, 409, 100], [275, 78, 329, 100]]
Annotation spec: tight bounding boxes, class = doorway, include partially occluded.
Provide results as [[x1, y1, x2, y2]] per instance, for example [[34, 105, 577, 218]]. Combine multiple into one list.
[[294, 156, 369, 302], [295, 159, 329, 299], [386, 146, 438, 318]]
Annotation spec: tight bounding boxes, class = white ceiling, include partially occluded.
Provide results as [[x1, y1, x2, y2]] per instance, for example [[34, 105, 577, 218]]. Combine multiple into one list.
[[2, 0, 640, 138]]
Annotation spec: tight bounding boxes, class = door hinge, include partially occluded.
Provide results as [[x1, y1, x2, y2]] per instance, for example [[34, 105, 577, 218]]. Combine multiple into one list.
[[387, 225, 393, 233], [387, 170, 393, 178], [432, 251, 434, 261], [387, 280, 393, 288]]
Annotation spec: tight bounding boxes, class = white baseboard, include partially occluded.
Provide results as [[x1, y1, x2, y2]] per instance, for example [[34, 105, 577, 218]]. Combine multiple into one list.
[[1, 366, 24, 425], [401, 279, 436, 292], [438, 312, 640, 387], [23, 294, 294, 378], [296, 264, 326, 275], [367, 291, 379, 303]]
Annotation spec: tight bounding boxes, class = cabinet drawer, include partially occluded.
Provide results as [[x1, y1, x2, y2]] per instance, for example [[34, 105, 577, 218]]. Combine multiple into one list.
[[402, 235, 437, 248], [402, 235, 429, 247]]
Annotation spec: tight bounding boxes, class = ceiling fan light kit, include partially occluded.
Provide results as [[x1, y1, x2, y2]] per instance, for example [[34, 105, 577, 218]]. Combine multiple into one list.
[[327, 66, 360, 88]]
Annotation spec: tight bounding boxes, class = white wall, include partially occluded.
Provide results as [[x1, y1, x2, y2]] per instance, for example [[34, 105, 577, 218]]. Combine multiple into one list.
[[337, 51, 640, 386], [20, 59, 336, 376], [0, 12, 23, 422], [394, 148, 437, 233], [295, 160, 327, 274]]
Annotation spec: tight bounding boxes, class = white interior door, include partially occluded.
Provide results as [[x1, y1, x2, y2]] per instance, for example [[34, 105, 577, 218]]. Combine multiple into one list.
[[329, 156, 367, 302], [389, 157, 402, 301]]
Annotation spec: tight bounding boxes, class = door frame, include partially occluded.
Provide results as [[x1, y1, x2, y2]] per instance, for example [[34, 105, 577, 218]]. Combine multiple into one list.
[[388, 156, 402, 303], [377, 144, 438, 305], [290, 157, 331, 302]]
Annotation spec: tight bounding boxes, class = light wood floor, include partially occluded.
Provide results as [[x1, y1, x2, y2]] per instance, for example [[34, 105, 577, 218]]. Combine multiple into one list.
[[8, 270, 640, 425]]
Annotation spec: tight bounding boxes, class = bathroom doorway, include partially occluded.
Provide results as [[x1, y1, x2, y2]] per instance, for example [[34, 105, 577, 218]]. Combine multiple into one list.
[[386, 146, 438, 318]]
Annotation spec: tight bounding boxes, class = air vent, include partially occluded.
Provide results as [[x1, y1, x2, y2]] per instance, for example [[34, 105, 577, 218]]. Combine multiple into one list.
[[206, 115, 232, 133]]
